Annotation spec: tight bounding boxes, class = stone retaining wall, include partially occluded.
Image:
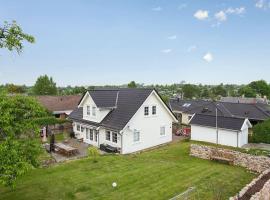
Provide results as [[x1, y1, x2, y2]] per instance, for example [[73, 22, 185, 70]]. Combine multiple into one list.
[[250, 178, 270, 200], [190, 144, 270, 173]]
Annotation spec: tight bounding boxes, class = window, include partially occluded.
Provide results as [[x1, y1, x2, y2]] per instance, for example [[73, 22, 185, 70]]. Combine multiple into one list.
[[92, 106, 96, 116], [90, 129, 93, 141], [160, 126, 165, 136], [144, 106, 149, 116], [86, 128, 89, 139], [81, 126, 84, 132], [94, 131, 98, 142], [87, 105, 91, 116], [133, 130, 140, 142], [112, 132, 117, 143], [106, 131, 111, 141], [152, 106, 156, 115], [77, 124, 80, 131]]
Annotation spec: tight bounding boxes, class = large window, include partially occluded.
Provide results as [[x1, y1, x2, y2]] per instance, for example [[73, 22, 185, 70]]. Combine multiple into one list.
[[94, 131, 98, 142], [133, 130, 140, 142], [90, 129, 93, 141], [81, 126, 84, 132], [76, 124, 80, 131], [87, 105, 91, 116], [112, 132, 117, 143], [152, 106, 157, 115], [106, 131, 111, 141], [86, 128, 89, 139], [92, 106, 96, 116], [144, 106, 149, 116], [160, 126, 165, 136]]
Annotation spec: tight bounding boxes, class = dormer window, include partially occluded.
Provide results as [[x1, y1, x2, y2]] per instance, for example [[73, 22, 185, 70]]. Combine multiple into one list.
[[92, 106, 96, 116], [144, 106, 149, 116], [87, 106, 91, 116]]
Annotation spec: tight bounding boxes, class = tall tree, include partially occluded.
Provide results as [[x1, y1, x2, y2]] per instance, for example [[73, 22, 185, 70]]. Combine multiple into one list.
[[0, 93, 49, 188], [182, 84, 199, 99], [128, 81, 137, 88], [238, 86, 256, 98], [0, 21, 34, 53], [248, 80, 270, 97], [33, 75, 57, 95], [211, 84, 227, 97]]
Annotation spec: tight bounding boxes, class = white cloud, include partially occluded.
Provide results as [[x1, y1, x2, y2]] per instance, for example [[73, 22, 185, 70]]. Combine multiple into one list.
[[187, 45, 197, 52], [215, 11, 227, 21], [194, 10, 209, 20], [161, 49, 172, 53], [226, 7, 245, 15], [255, 0, 270, 9], [178, 4, 187, 10], [203, 52, 213, 62], [167, 35, 177, 40], [152, 6, 162, 11]]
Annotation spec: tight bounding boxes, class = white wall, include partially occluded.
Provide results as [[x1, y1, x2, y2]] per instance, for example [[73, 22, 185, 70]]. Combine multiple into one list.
[[191, 125, 248, 147], [80, 93, 110, 123], [121, 92, 174, 154], [182, 113, 192, 125]]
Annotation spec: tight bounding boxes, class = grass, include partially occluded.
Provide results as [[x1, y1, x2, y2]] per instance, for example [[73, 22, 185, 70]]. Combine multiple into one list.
[[0, 141, 255, 200]]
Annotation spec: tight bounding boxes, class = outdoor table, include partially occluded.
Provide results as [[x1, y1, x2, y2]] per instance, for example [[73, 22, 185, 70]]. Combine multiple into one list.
[[54, 143, 78, 156]]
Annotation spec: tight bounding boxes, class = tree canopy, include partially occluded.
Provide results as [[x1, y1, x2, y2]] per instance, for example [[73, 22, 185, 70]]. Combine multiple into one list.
[[127, 81, 137, 88], [33, 75, 57, 95], [0, 21, 34, 53]]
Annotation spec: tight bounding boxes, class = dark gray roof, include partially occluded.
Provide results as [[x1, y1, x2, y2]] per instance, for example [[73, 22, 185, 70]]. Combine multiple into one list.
[[189, 114, 246, 131], [70, 88, 172, 130], [69, 107, 100, 127], [169, 98, 270, 121]]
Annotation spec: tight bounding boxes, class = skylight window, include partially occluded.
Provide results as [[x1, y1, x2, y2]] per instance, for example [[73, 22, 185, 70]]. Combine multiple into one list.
[[183, 103, 191, 107]]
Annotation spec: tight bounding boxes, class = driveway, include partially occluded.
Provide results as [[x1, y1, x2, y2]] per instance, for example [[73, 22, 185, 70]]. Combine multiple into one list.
[[242, 143, 270, 151]]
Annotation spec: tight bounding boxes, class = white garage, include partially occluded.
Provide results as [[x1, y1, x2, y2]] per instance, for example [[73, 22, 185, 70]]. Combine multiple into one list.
[[189, 114, 252, 147]]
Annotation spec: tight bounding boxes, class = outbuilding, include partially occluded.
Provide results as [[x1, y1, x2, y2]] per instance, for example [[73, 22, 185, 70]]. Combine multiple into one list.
[[189, 114, 252, 147]]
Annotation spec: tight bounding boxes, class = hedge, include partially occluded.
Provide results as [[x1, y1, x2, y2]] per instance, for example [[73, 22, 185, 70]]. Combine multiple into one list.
[[250, 119, 270, 144]]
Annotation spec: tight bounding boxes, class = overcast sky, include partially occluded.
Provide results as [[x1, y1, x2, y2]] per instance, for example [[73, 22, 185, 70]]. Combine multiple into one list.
[[0, 0, 270, 86]]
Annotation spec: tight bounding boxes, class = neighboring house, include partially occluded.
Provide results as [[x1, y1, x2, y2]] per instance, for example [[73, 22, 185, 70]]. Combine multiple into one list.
[[220, 96, 269, 104], [169, 98, 270, 126], [69, 88, 178, 154], [36, 95, 81, 119], [189, 114, 252, 147]]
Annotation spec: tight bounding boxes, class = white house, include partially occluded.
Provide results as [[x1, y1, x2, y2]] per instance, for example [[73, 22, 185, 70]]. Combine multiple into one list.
[[69, 88, 178, 154], [189, 114, 252, 147]]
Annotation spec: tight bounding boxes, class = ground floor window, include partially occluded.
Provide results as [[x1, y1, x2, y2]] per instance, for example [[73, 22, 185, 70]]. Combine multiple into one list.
[[106, 131, 111, 141], [77, 124, 80, 131], [112, 132, 117, 143], [94, 131, 98, 142], [81, 126, 84, 132], [86, 128, 89, 139], [133, 130, 140, 142], [160, 126, 165, 136], [90, 129, 93, 141]]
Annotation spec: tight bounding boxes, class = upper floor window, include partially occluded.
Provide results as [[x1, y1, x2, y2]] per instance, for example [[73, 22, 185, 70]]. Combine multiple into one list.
[[144, 106, 149, 116], [133, 130, 140, 142], [160, 126, 165, 136], [112, 132, 117, 143], [92, 106, 96, 116], [87, 105, 91, 116], [152, 106, 157, 115], [106, 131, 111, 141]]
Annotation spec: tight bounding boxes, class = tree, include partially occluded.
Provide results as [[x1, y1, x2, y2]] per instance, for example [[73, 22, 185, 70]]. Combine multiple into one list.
[[248, 80, 270, 97], [251, 119, 270, 143], [182, 84, 199, 99], [238, 86, 256, 97], [33, 75, 57, 95], [128, 81, 137, 88], [5, 84, 26, 94], [0, 20, 34, 53], [0, 93, 49, 188], [211, 84, 227, 97]]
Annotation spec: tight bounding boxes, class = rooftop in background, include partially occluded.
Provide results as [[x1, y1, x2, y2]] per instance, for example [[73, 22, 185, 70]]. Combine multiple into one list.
[[36, 95, 81, 114], [169, 98, 270, 121], [189, 114, 250, 131], [220, 97, 269, 104]]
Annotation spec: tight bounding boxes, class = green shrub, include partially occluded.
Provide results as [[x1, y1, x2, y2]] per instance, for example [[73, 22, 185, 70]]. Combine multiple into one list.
[[251, 119, 270, 144], [87, 146, 100, 162]]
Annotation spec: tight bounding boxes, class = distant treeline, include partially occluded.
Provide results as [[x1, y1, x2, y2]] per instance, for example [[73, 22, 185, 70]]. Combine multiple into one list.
[[1, 75, 270, 101]]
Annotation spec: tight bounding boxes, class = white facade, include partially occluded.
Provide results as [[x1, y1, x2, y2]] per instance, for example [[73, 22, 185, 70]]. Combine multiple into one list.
[[190, 119, 251, 147], [72, 90, 177, 154]]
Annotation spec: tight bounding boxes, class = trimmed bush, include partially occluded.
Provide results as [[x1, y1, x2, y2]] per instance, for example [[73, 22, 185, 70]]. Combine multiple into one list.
[[251, 119, 270, 144]]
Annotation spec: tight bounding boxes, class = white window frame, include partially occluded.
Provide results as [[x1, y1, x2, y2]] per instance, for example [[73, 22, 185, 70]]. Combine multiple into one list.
[[152, 105, 157, 115], [133, 130, 140, 143], [160, 126, 165, 136], [112, 132, 117, 143], [86, 105, 91, 116], [144, 106, 149, 116], [86, 128, 89, 139], [81, 126, 84, 132], [106, 131, 111, 141], [76, 124, 80, 131], [92, 106, 96, 116], [90, 129, 93, 141], [94, 130, 98, 142]]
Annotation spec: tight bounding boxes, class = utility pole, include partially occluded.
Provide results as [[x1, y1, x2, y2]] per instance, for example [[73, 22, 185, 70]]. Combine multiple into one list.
[[216, 104, 219, 145]]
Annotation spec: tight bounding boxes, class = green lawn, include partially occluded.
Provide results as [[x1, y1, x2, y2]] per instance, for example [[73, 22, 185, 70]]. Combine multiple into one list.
[[0, 141, 255, 200]]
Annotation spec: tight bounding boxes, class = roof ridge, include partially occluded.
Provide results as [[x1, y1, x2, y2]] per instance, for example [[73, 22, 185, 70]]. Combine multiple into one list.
[[195, 113, 245, 120]]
